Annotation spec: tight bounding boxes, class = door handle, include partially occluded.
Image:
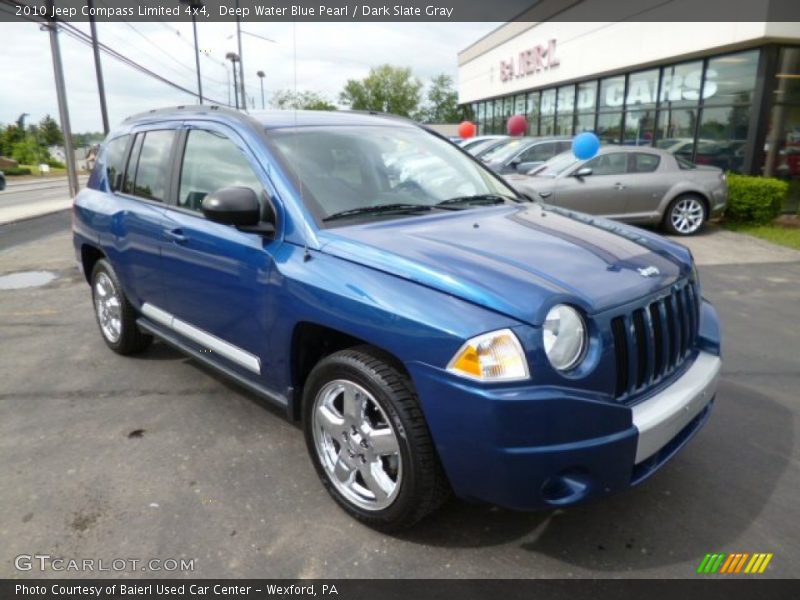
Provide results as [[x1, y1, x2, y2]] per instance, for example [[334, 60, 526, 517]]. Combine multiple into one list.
[[613, 183, 626, 190], [538, 191, 552, 199], [164, 228, 187, 244]]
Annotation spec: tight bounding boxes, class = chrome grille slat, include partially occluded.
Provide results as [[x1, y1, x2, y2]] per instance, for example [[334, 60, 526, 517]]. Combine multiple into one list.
[[612, 280, 700, 403]]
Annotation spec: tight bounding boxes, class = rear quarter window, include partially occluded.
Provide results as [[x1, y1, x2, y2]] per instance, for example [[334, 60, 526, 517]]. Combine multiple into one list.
[[104, 135, 129, 192]]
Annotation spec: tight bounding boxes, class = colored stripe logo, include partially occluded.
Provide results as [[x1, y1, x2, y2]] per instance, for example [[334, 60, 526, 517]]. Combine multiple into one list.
[[697, 552, 773, 574]]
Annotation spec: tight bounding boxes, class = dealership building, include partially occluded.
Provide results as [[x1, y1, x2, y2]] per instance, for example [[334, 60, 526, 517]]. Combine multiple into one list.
[[458, 19, 800, 207]]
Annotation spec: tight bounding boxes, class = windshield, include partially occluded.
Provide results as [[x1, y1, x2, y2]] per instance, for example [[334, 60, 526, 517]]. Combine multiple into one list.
[[533, 151, 580, 177], [480, 138, 528, 163], [268, 126, 518, 224]]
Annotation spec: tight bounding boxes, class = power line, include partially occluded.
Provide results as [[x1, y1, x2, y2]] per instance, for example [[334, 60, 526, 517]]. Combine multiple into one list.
[[4, 0, 230, 106]]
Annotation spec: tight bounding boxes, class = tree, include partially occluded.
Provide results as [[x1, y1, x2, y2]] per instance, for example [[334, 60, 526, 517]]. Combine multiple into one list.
[[419, 74, 462, 123], [39, 114, 64, 146], [270, 89, 337, 111], [339, 65, 422, 117]]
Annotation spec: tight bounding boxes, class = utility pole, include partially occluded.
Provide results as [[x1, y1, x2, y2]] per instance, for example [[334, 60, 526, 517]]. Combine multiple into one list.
[[226, 52, 240, 110], [234, 0, 246, 111], [86, 0, 109, 134], [257, 71, 265, 109], [45, 0, 78, 197], [181, 0, 204, 104]]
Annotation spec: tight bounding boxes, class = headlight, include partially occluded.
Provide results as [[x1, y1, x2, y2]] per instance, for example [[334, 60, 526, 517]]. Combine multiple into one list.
[[543, 304, 586, 371], [447, 329, 529, 382]]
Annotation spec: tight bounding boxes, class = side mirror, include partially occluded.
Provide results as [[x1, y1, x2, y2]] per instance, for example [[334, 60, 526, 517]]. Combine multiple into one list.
[[201, 186, 261, 227], [573, 167, 593, 179]]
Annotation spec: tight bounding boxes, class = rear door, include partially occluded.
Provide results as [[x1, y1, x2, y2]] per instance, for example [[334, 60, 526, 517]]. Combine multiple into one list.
[[157, 121, 281, 382], [106, 128, 177, 309], [622, 152, 672, 219], [551, 152, 629, 215]]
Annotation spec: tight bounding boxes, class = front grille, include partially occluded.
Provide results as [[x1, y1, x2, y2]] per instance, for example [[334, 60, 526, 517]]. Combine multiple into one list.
[[611, 281, 699, 401]]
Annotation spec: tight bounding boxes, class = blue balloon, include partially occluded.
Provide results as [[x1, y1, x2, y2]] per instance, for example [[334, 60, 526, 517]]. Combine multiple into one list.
[[572, 132, 600, 160]]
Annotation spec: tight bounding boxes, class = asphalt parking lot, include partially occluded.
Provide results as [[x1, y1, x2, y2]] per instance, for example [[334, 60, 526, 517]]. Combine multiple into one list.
[[1, 218, 799, 578]]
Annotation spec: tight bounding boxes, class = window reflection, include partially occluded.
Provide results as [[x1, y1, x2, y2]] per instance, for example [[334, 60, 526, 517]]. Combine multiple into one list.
[[704, 50, 759, 106]]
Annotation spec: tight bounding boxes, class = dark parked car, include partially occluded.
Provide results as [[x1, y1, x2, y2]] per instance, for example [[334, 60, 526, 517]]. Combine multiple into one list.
[[507, 147, 727, 235], [0, 170, 6, 191], [73, 107, 721, 530], [481, 136, 573, 174]]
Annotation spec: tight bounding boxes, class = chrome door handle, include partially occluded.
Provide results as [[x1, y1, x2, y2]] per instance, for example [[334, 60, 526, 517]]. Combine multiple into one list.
[[614, 183, 626, 190], [164, 228, 187, 244], [538, 191, 552, 199]]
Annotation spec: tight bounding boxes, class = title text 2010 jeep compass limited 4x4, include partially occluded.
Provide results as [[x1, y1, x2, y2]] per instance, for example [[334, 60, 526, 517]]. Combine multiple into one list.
[[73, 107, 721, 530]]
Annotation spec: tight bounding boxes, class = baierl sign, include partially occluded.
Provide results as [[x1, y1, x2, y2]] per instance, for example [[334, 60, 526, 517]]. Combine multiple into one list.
[[500, 41, 718, 105]]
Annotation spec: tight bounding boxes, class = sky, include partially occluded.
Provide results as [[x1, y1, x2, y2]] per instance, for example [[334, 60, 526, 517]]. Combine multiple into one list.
[[0, 20, 499, 133]]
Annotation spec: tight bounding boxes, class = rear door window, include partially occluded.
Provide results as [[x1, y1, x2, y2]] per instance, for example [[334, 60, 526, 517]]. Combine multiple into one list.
[[630, 153, 661, 173], [121, 130, 175, 202]]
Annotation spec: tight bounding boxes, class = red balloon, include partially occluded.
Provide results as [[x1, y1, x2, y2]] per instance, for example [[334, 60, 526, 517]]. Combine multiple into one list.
[[458, 121, 476, 139], [507, 114, 528, 136]]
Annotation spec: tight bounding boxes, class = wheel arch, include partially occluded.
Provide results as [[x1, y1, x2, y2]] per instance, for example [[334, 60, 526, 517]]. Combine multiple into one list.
[[80, 244, 106, 284], [289, 321, 410, 422]]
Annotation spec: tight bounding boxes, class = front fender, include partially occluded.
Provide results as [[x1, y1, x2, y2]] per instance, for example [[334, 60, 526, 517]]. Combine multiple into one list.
[[266, 243, 522, 396]]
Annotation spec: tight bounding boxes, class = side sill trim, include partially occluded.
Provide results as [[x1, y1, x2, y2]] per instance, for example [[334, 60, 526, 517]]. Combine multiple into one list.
[[141, 302, 261, 375], [137, 319, 287, 410]]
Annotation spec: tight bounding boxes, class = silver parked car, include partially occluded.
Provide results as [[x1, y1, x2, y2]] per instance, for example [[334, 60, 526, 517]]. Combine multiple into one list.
[[506, 146, 728, 235]]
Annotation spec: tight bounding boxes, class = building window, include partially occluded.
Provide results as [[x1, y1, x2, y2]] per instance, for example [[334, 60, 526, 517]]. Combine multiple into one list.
[[556, 84, 575, 136], [576, 112, 596, 133], [494, 98, 504, 133], [600, 75, 626, 110], [704, 50, 759, 106], [597, 112, 623, 144], [514, 94, 526, 116], [624, 110, 657, 145], [655, 109, 699, 152], [763, 46, 800, 211], [697, 105, 751, 171], [576, 81, 597, 113], [626, 69, 659, 109], [660, 60, 704, 107], [527, 91, 540, 135]]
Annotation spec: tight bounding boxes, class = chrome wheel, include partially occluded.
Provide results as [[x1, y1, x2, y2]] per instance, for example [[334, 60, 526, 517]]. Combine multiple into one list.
[[670, 197, 705, 235], [94, 272, 122, 343], [312, 379, 402, 511]]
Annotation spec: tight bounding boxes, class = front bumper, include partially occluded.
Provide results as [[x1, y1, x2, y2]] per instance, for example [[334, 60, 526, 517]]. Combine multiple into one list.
[[408, 348, 720, 511]]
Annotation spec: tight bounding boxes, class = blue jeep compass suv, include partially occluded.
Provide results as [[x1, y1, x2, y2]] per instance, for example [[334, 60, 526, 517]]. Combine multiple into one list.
[[73, 106, 722, 530]]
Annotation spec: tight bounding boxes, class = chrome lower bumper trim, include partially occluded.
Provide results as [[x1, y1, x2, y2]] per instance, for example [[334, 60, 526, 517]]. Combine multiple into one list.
[[632, 350, 721, 464]]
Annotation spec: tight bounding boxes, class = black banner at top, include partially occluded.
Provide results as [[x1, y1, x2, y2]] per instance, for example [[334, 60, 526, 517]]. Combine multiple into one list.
[[2, 0, 800, 22]]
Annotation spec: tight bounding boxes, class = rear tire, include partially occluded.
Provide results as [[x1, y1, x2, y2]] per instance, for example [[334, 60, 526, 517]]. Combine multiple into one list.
[[663, 195, 707, 236], [303, 346, 450, 531], [90, 259, 152, 355]]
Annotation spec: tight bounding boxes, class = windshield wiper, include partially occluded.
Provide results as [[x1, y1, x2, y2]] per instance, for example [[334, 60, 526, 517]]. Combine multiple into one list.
[[322, 203, 433, 222], [435, 194, 519, 208]]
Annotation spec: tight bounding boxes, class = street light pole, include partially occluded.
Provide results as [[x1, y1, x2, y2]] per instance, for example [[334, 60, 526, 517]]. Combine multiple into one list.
[[45, 0, 78, 197], [257, 71, 265, 109], [86, 0, 109, 135], [226, 53, 240, 110]]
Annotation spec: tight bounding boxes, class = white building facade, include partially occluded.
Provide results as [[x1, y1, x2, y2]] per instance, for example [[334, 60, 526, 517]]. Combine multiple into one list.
[[458, 19, 800, 206]]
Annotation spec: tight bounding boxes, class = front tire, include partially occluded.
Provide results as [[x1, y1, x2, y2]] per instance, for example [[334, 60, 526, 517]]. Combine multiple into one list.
[[303, 346, 450, 531], [90, 259, 152, 355], [664, 195, 707, 236]]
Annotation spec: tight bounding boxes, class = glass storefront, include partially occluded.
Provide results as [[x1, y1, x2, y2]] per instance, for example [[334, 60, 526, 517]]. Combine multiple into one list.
[[763, 47, 800, 211], [470, 46, 776, 177]]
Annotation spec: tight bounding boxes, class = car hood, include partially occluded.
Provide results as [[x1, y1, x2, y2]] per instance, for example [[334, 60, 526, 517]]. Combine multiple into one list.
[[317, 205, 691, 326]]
